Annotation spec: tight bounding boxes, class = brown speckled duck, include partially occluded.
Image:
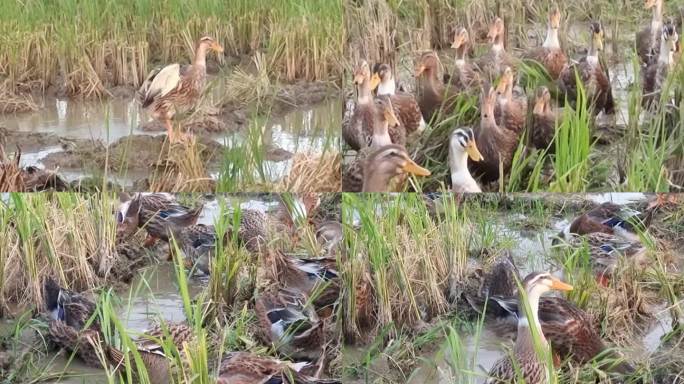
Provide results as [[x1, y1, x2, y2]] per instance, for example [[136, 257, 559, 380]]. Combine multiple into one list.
[[471, 85, 520, 183], [495, 67, 527, 134], [342, 60, 381, 150], [448, 28, 481, 91], [637, 0, 665, 65], [137, 36, 223, 143], [373, 64, 426, 136], [342, 96, 400, 192], [643, 24, 679, 109], [217, 352, 340, 384], [558, 21, 615, 115], [108, 322, 194, 384], [255, 287, 326, 360], [523, 8, 567, 79], [362, 144, 431, 192], [532, 86, 561, 152], [486, 273, 574, 384], [415, 52, 458, 123], [477, 17, 517, 81], [556, 202, 652, 242]]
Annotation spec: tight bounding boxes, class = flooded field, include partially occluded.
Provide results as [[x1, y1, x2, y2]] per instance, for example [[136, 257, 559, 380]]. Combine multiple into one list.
[[341, 193, 684, 383]]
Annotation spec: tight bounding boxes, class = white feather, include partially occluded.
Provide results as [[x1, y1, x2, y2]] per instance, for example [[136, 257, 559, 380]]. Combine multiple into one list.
[[146, 64, 182, 101]]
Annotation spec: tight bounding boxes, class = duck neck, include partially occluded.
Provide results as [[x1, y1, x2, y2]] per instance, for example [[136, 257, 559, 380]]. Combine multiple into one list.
[[362, 170, 391, 193], [651, 1, 663, 32], [588, 40, 600, 62], [372, 120, 393, 147], [377, 77, 396, 96], [455, 45, 468, 66], [357, 81, 373, 105], [516, 288, 547, 352], [193, 43, 209, 69], [543, 27, 560, 49], [448, 145, 470, 185], [658, 38, 674, 65], [492, 33, 505, 53]]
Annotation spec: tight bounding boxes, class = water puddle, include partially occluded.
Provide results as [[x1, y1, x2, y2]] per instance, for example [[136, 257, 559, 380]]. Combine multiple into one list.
[[4, 94, 341, 184]]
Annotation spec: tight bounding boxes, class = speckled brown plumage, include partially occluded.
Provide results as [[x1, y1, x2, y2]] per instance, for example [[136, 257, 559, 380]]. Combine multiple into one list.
[[217, 352, 341, 384], [558, 22, 614, 115], [636, 0, 664, 64], [448, 28, 481, 92], [471, 86, 520, 183], [254, 287, 326, 360], [477, 17, 517, 81], [415, 52, 459, 123], [523, 9, 567, 79], [531, 87, 559, 152], [642, 23, 679, 109], [374, 64, 425, 136]]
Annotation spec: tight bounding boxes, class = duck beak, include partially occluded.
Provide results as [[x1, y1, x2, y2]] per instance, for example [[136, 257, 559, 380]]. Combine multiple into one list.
[[370, 73, 381, 90], [353, 73, 365, 85], [533, 98, 545, 114], [644, 0, 656, 9], [451, 37, 464, 49], [402, 158, 431, 176], [550, 277, 573, 291], [593, 33, 604, 52], [210, 42, 224, 54], [386, 109, 400, 127], [414, 64, 426, 77], [466, 142, 483, 162]]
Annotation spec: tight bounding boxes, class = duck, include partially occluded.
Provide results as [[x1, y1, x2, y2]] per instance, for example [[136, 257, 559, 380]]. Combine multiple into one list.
[[107, 322, 194, 384], [217, 351, 341, 384], [115, 193, 202, 244], [315, 220, 343, 256], [342, 60, 382, 150], [448, 128, 483, 192], [43, 278, 102, 367], [558, 21, 615, 116], [466, 262, 632, 371], [557, 232, 649, 286], [372, 64, 426, 136], [523, 8, 568, 79], [265, 250, 339, 312], [642, 24, 679, 110], [495, 67, 527, 134], [477, 17, 516, 81], [531, 86, 561, 152], [486, 272, 574, 383], [361, 144, 431, 192], [470, 85, 520, 183], [556, 202, 652, 242], [637, 0, 665, 65], [342, 97, 403, 192], [137, 36, 223, 143], [254, 287, 326, 360], [415, 51, 458, 123], [448, 27, 481, 91]]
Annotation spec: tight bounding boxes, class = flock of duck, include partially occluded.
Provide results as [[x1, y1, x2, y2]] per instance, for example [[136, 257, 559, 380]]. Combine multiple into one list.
[[342, 2, 681, 193], [465, 200, 661, 383], [41, 192, 344, 384]]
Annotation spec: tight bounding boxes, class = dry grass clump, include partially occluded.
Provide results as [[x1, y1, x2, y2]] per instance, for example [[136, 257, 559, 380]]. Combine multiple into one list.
[[146, 139, 217, 193], [0, 86, 38, 114], [0, 194, 117, 315], [279, 152, 341, 193], [0, 148, 24, 192]]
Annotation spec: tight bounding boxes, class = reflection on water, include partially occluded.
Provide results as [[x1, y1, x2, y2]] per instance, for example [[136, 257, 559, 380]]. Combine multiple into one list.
[[5, 95, 341, 182]]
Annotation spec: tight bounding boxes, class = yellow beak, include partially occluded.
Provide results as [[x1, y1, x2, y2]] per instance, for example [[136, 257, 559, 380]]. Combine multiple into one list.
[[211, 42, 224, 54], [414, 65, 426, 77], [385, 110, 400, 127], [550, 277, 573, 291], [466, 143, 483, 162], [370, 73, 381, 90], [402, 158, 431, 176], [533, 99, 545, 114]]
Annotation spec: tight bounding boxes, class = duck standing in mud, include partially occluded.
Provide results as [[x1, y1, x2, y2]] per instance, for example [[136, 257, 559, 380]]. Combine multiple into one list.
[[137, 36, 223, 143]]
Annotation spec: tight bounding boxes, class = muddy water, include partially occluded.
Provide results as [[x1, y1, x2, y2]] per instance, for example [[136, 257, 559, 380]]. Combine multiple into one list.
[[37, 195, 277, 382], [4, 95, 341, 184]]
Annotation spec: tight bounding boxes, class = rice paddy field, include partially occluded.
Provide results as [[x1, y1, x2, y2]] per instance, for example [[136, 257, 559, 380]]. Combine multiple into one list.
[[0, 191, 682, 383]]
